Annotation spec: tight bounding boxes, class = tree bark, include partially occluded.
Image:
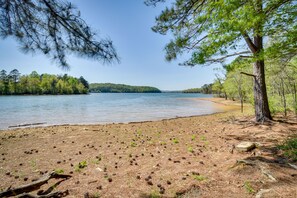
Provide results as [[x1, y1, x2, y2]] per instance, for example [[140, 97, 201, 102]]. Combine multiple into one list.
[[253, 59, 272, 121]]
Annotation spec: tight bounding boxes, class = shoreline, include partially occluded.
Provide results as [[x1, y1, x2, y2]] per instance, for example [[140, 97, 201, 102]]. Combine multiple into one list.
[[1, 97, 239, 131]]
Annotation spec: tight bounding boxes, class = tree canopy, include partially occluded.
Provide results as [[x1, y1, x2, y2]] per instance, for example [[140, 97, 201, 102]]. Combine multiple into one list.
[[0, 69, 89, 95], [146, 0, 296, 65], [0, 0, 119, 68]]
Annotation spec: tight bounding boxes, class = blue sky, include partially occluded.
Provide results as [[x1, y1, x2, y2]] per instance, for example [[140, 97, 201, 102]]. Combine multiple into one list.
[[0, 0, 219, 90]]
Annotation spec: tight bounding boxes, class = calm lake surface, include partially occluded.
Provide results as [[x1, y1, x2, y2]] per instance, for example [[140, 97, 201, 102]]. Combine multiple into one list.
[[0, 93, 221, 130]]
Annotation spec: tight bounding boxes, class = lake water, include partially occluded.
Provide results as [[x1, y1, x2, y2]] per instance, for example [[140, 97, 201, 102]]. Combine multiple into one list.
[[0, 93, 221, 130]]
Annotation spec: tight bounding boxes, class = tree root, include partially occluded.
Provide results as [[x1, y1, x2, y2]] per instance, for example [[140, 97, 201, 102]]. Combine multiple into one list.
[[16, 190, 69, 198], [233, 159, 277, 182], [255, 189, 271, 198], [0, 172, 71, 197]]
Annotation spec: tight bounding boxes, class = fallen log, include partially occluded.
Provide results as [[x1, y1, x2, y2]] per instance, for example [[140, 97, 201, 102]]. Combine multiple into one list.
[[0, 172, 71, 197]]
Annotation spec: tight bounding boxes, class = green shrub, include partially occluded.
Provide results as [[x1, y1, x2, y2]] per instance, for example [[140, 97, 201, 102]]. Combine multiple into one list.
[[278, 137, 297, 161]]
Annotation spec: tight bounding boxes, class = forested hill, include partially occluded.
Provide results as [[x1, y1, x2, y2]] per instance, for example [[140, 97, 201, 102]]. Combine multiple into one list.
[[89, 83, 161, 93], [0, 69, 89, 95], [182, 84, 213, 94]]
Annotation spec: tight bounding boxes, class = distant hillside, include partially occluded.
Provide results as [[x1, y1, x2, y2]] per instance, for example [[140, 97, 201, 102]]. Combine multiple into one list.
[[89, 83, 161, 93], [183, 84, 213, 94], [182, 88, 202, 93]]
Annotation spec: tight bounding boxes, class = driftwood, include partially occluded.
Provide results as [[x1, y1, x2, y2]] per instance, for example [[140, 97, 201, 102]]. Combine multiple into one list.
[[0, 172, 71, 197]]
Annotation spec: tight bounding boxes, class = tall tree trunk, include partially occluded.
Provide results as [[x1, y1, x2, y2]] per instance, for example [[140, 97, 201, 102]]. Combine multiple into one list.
[[293, 83, 297, 115], [252, 0, 272, 121], [253, 59, 272, 121], [280, 77, 287, 116]]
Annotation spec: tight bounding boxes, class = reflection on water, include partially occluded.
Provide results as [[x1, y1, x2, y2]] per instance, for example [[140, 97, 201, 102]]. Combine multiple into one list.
[[0, 93, 219, 130]]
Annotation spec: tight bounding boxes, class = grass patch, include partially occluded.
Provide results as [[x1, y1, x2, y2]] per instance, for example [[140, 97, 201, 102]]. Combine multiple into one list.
[[172, 138, 179, 144], [146, 191, 161, 198], [244, 181, 255, 194], [191, 135, 196, 141], [200, 135, 207, 141], [54, 168, 64, 174], [130, 141, 137, 147], [91, 158, 101, 165], [278, 137, 297, 161], [192, 174, 206, 181], [187, 146, 194, 153], [75, 160, 88, 172]]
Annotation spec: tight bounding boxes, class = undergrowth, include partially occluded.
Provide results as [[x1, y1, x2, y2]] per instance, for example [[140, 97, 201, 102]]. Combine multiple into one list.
[[278, 137, 297, 161]]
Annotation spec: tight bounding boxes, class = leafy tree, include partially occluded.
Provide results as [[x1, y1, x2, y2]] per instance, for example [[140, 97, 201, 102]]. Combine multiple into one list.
[[266, 56, 297, 115], [9, 69, 20, 94], [19, 75, 30, 94], [0, 69, 88, 95], [28, 71, 41, 94], [212, 74, 227, 99], [0, 69, 9, 94], [200, 84, 213, 94], [146, 0, 297, 122], [79, 76, 89, 89], [0, 0, 119, 68]]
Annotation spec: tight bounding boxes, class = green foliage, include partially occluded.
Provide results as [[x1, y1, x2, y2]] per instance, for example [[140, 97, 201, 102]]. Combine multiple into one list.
[[244, 181, 255, 194], [172, 138, 179, 144], [54, 169, 64, 174], [0, 0, 119, 68], [0, 69, 88, 95], [130, 142, 137, 147], [75, 160, 88, 172], [187, 146, 194, 153], [149, 0, 296, 66], [89, 83, 161, 93], [182, 88, 201, 93], [200, 135, 207, 141], [146, 191, 161, 198], [192, 174, 206, 181], [278, 137, 297, 161], [183, 84, 213, 94]]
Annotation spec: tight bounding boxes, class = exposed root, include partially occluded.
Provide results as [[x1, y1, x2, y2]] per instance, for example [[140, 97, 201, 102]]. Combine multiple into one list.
[[232, 159, 277, 182], [255, 189, 271, 198], [0, 172, 71, 197]]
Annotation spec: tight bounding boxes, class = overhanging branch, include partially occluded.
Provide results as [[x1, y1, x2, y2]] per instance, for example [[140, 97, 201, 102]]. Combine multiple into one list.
[[206, 51, 251, 63]]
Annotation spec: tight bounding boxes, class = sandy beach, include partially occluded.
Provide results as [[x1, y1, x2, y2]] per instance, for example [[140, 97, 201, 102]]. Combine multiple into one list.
[[0, 98, 296, 198]]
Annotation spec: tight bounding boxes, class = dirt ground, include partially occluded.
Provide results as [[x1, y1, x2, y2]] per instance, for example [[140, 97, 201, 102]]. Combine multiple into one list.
[[0, 98, 296, 198]]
